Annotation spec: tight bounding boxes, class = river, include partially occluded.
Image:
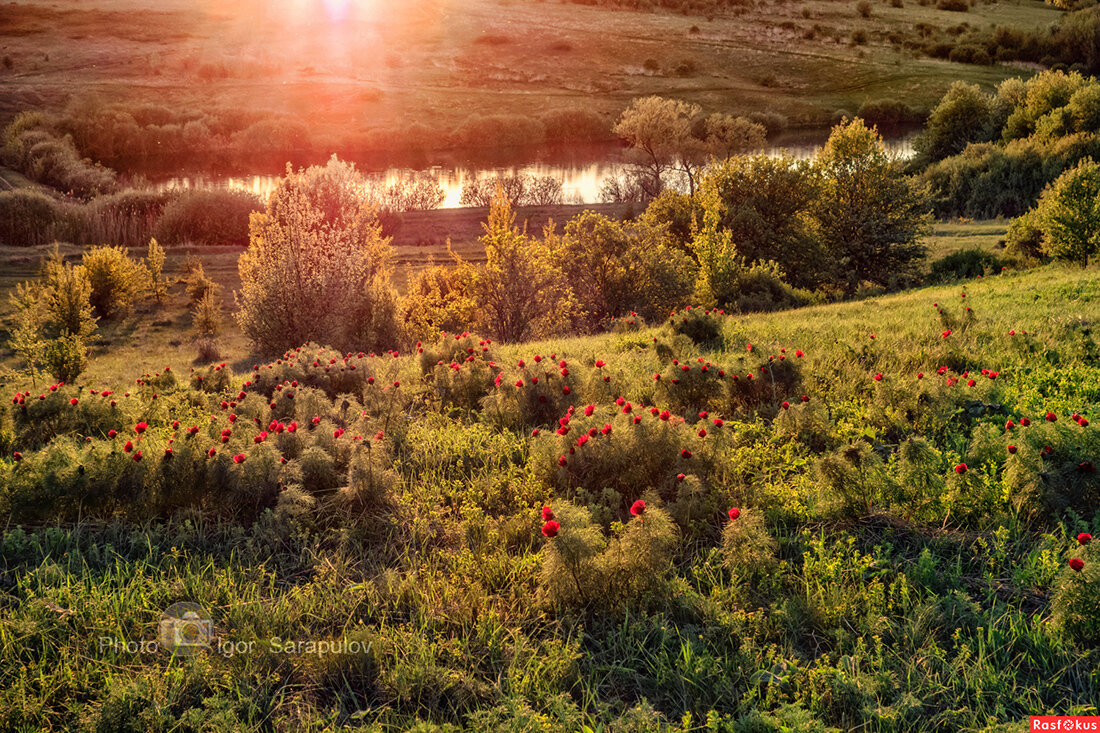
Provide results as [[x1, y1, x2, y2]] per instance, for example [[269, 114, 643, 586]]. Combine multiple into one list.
[[155, 131, 916, 208]]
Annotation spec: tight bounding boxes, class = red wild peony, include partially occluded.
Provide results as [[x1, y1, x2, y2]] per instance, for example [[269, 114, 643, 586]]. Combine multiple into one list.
[[601, 424, 612, 435], [207, 447, 217, 458], [584, 404, 595, 417], [630, 499, 646, 516], [676, 473, 685, 482], [134, 422, 147, 434], [542, 506, 554, 521], [123, 440, 133, 453], [955, 463, 967, 474], [781, 401, 790, 410], [133, 451, 142, 462], [558, 455, 567, 467], [1020, 417, 1031, 426], [70, 398, 79, 405], [1007, 445, 1017, 454], [1069, 558, 1084, 572], [728, 507, 740, 521], [874, 373, 882, 381], [595, 360, 605, 368], [1078, 533, 1092, 546], [681, 448, 692, 459], [1005, 419, 1015, 431], [233, 453, 246, 464], [1046, 412, 1058, 422], [108, 429, 118, 439], [542, 520, 560, 538]]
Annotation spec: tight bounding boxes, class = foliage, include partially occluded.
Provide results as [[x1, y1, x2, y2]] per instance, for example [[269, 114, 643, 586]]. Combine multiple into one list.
[[1035, 157, 1100, 264], [927, 248, 1002, 283], [467, 189, 572, 342], [814, 119, 931, 294], [143, 237, 167, 304], [400, 262, 479, 344], [235, 156, 400, 355], [152, 188, 263, 247], [81, 245, 148, 320]]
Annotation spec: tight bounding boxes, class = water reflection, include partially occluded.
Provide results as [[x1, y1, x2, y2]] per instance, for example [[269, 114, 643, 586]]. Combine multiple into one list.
[[158, 134, 915, 208]]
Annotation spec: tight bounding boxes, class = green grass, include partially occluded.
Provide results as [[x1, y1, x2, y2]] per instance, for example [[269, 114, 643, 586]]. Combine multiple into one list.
[[1, 261, 1098, 730]]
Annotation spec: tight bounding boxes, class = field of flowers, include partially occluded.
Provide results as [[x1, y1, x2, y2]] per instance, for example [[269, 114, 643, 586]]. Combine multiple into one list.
[[1, 264, 1098, 731]]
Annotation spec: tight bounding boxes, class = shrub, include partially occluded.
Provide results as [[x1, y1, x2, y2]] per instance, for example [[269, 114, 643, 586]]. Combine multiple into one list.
[[451, 114, 546, 148], [538, 501, 679, 613], [927, 248, 1001, 282], [185, 263, 219, 306], [81, 245, 148, 320], [936, 0, 969, 10], [0, 190, 72, 247], [720, 507, 778, 578], [78, 188, 175, 247], [153, 189, 262, 247], [538, 108, 610, 144], [1035, 157, 1100, 264], [144, 238, 167, 304], [235, 157, 401, 356], [1004, 210, 1044, 261], [1052, 549, 1100, 643], [857, 0, 872, 16], [856, 99, 921, 127], [400, 263, 478, 344]]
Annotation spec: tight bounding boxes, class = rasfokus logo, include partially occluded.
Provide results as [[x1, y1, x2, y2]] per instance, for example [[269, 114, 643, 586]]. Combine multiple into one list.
[[1032, 718, 1100, 731]]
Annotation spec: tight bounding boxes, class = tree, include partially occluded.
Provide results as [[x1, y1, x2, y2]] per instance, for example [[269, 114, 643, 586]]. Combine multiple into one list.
[[614, 96, 700, 198], [547, 210, 695, 330], [81, 245, 148, 320], [7, 247, 98, 383], [701, 154, 824, 289], [702, 114, 767, 161], [815, 119, 931, 293], [470, 188, 571, 342], [914, 81, 996, 162], [1036, 157, 1100, 264], [235, 156, 400, 355]]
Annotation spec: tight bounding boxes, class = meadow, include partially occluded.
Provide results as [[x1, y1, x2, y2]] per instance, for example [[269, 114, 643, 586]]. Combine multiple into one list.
[[1, 257, 1098, 730], [0, 0, 1059, 172]]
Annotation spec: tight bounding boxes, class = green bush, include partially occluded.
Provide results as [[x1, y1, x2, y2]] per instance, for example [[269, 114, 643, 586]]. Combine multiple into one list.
[[927, 248, 1001, 282], [153, 189, 262, 247], [81, 245, 148, 320]]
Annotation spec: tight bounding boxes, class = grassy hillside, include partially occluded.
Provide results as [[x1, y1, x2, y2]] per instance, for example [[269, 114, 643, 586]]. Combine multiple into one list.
[[1, 263, 1098, 730], [0, 0, 1058, 160]]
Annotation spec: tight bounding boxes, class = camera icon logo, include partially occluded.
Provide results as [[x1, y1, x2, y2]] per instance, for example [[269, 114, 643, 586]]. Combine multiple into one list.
[[158, 602, 213, 656]]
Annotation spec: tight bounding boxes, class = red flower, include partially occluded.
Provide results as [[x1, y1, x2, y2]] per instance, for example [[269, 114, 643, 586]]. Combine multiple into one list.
[[942, 330, 952, 338], [584, 404, 595, 417], [1069, 558, 1084, 572], [1079, 461, 1095, 473], [676, 473, 685, 482], [229, 414, 238, 423], [595, 360, 606, 368], [558, 455, 567, 466], [562, 386, 571, 395], [164, 447, 173, 457], [967, 380, 976, 387], [1046, 412, 1058, 422], [542, 506, 554, 521], [70, 398, 79, 406], [1005, 419, 1015, 431], [312, 417, 321, 425], [781, 401, 790, 410], [233, 453, 246, 464], [660, 410, 671, 421], [681, 449, 692, 459], [1078, 533, 1092, 546], [728, 507, 740, 521], [133, 451, 142, 462], [171, 420, 180, 429], [1080, 418, 1090, 427], [954, 463, 967, 474], [134, 422, 147, 434], [698, 428, 707, 438], [601, 424, 612, 435], [514, 379, 524, 388], [123, 440, 133, 453], [207, 447, 217, 458], [542, 520, 560, 538], [12, 451, 22, 461], [1007, 445, 1017, 454], [873, 373, 882, 381], [795, 350, 804, 358], [713, 418, 724, 427], [630, 499, 646, 516], [108, 429, 118, 438], [801, 395, 809, 402], [1020, 417, 1031, 426]]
